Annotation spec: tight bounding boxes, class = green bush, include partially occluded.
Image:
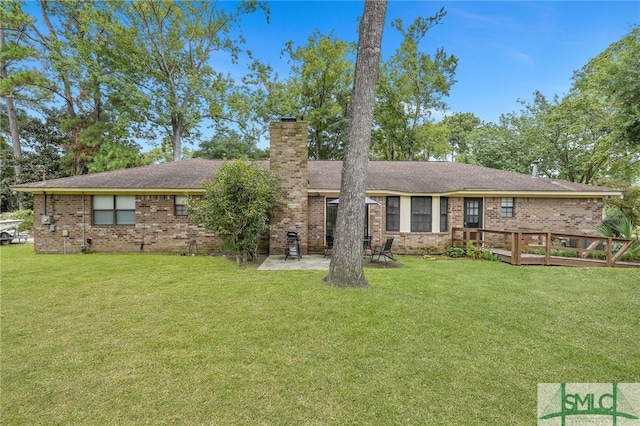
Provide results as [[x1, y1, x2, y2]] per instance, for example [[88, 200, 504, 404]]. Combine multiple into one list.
[[465, 241, 484, 259], [444, 247, 464, 258], [620, 242, 640, 262], [481, 248, 501, 262]]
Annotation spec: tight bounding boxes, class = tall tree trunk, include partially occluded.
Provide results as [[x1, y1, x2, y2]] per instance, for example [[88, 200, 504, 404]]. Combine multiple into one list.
[[325, 0, 387, 288], [0, 25, 24, 209], [5, 95, 24, 210], [171, 114, 183, 162]]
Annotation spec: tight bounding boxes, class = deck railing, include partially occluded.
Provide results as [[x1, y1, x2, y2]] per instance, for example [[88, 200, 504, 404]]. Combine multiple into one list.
[[451, 227, 636, 267]]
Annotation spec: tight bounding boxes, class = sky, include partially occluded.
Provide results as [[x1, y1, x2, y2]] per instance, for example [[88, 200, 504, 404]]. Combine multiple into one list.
[[231, 0, 639, 146]]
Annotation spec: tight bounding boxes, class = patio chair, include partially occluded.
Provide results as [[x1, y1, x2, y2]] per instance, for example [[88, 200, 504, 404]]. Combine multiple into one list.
[[371, 237, 395, 262], [324, 235, 334, 257], [363, 235, 372, 256]]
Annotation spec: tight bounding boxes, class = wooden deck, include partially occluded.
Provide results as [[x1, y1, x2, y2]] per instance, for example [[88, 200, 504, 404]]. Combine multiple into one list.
[[452, 227, 639, 268]]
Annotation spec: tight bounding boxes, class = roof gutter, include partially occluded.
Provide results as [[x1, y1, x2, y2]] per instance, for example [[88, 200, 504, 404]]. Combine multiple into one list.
[[10, 187, 207, 195]]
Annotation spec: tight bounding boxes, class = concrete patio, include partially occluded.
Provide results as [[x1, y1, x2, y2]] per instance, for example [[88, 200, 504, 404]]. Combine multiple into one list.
[[258, 255, 330, 270], [257, 254, 402, 270]]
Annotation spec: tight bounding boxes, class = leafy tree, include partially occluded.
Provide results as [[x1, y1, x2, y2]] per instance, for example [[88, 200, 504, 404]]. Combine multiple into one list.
[[466, 120, 534, 173], [467, 90, 631, 184], [29, 0, 147, 175], [1, 0, 46, 208], [373, 9, 457, 160], [232, 32, 355, 161], [86, 141, 144, 173], [517, 91, 626, 183], [574, 26, 640, 151], [1, 105, 71, 210], [14, 107, 69, 181], [467, 28, 639, 184], [412, 120, 449, 160], [207, 53, 310, 157], [442, 112, 481, 162], [283, 31, 356, 160], [1, 136, 16, 211], [189, 160, 282, 266], [193, 130, 267, 160], [325, 0, 387, 288], [110, 0, 268, 162]]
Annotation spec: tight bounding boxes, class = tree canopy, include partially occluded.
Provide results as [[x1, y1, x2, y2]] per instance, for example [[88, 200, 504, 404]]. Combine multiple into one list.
[[452, 26, 639, 187], [372, 9, 457, 160], [2, 1, 639, 217]]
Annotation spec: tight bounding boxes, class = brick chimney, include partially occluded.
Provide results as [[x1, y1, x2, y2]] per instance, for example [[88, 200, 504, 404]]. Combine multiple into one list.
[[269, 119, 309, 255]]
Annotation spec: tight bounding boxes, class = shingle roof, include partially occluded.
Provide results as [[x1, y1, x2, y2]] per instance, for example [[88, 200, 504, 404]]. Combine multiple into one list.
[[12, 158, 620, 195], [310, 161, 618, 194], [13, 158, 234, 191]]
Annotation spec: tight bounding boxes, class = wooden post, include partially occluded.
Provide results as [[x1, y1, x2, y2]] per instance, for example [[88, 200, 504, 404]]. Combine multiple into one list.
[[545, 232, 551, 266], [512, 232, 521, 265]]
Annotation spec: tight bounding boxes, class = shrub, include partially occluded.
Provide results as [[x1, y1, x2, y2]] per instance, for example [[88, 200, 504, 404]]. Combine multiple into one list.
[[444, 247, 464, 258], [189, 161, 282, 266], [619, 241, 640, 262], [465, 241, 484, 259], [481, 248, 501, 262]]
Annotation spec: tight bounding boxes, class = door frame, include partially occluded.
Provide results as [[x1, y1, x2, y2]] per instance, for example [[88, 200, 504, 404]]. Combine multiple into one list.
[[464, 197, 483, 241], [463, 197, 483, 229]]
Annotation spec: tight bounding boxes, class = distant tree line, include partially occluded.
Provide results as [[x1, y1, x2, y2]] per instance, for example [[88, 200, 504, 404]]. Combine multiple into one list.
[[1, 1, 638, 212]]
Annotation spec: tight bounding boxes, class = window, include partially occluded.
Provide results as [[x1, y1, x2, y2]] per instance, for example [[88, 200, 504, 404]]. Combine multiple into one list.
[[440, 197, 448, 232], [411, 197, 432, 232], [386, 196, 400, 231], [175, 195, 189, 216], [501, 197, 514, 218], [93, 195, 135, 225]]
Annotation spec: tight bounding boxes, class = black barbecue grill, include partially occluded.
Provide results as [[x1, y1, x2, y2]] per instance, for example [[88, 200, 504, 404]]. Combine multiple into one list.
[[285, 231, 301, 261]]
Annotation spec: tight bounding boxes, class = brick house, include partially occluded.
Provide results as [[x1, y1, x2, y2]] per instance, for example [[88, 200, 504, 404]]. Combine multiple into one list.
[[13, 120, 622, 255]]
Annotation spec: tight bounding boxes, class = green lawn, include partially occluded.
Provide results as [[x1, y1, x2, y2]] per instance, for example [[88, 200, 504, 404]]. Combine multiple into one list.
[[1, 244, 639, 425]]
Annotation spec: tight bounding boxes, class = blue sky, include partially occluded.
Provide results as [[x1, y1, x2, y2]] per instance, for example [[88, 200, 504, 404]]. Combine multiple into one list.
[[237, 1, 639, 126]]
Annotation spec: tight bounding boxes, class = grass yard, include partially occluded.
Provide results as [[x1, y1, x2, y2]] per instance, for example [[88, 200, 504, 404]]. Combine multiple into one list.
[[1, 244, 639, 425]]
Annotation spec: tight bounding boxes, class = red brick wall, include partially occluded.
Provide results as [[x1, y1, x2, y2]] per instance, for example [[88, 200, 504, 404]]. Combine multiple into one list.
[[31, 191, 605, 255], [268, 120, 309, 256], [32, 193, 222, 254], [307, 195, 326, 254], [373, 196, 604, 255], [483, 197, 603, 233]]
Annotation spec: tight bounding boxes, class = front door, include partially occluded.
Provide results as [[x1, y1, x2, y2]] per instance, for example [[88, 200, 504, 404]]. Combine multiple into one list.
[[464, 198, 483, 240], [464, 198, 483, 228]]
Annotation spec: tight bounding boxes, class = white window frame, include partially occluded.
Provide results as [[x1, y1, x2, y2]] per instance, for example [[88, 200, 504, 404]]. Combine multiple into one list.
[[93, 195, 135, 225]]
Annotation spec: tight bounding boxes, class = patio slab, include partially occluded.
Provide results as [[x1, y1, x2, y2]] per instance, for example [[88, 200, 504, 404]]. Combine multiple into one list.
[[257, 255, 403, 270], [258, 255, 330, 270]]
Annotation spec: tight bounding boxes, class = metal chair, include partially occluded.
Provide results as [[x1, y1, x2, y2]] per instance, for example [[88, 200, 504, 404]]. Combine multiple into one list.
[[371, 237, 395, 262], [363, 235, 372, 256], [324, 235, 334, 257]]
